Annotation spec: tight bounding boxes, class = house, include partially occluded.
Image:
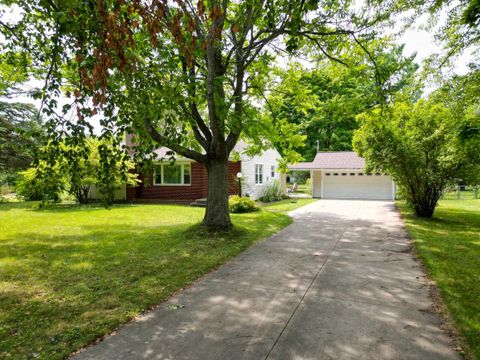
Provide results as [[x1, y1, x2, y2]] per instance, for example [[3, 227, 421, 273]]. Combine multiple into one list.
[[233, 141, 286, 200], [119, 138, 284, 202], [289, 151, 396, 200]]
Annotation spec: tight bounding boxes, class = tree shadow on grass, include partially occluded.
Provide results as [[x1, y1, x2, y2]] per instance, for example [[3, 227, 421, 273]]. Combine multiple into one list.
[[404, 207, 480, 228], [69, 204, 461, 360], [0, 211, 288, 360]]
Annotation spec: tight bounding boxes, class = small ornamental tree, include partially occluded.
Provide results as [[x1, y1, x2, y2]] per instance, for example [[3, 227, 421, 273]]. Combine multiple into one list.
[[1, 0, 405, 230], [353, 99, 480, 217], [61, 138, 139, 204], [19, 137, 139, 204], [16, 163, 65, 202]]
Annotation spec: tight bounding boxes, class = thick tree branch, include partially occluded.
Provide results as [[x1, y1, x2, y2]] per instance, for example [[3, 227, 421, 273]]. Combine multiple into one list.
[[205, 1, 227, 155], [180, 59, 212, 149], [143, 118, 206, 163]]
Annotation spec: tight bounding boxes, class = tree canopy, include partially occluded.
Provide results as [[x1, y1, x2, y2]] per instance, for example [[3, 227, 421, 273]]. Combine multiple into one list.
[[0, 101, 45, 179], [0, 0, 407, 229], [425, 0, 480, 59], [265, 41, 418, 161]]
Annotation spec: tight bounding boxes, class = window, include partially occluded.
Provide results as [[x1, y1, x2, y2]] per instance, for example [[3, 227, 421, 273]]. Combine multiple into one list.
[[333, 173, 339, 176], [358, 173, 364, 176], [326, 173, 331, 176], [341, 173, 347, 176], [375, 173, 381, 176], [154, 163, 191, 185], [255, 164, 264, 184], [271, 165, 275, 178], [183, 164, 191, 184], [366, 173, 372, 176], [350, 173, 355, 176]]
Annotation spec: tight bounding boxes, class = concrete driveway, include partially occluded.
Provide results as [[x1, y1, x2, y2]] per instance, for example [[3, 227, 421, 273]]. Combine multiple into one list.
[[74, 200, 460, 360]]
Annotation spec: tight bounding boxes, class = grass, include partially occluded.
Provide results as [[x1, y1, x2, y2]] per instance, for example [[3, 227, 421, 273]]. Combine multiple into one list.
[[260, 197, 317, 212], [441, 190, 479, 201], [0, 199, 313, 359], [398, 199, 480, 359]]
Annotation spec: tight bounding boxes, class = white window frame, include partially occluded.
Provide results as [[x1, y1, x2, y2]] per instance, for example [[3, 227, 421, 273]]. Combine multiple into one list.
[[154, 162, 191, 186], [255, 163, 264, 185]]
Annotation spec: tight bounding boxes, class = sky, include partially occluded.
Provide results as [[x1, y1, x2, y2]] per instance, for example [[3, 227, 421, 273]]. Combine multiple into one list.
[[400, 21, 474, 76]]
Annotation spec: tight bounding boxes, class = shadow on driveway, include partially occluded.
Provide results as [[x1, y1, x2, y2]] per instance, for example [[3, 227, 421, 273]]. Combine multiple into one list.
[[73, 200, 461, 360]]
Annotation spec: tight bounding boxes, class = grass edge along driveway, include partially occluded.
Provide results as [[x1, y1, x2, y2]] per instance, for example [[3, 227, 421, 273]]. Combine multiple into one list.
[[398, 200, 480, 360], [0, 198, 315, 360]]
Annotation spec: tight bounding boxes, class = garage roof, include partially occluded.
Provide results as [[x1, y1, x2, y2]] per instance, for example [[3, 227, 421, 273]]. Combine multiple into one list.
[[289, 151, 365, 170]]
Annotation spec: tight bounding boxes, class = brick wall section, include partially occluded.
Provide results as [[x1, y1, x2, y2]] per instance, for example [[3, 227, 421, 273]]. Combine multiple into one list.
[[127, 161, 241, 202], [227, 161, 241, 196]]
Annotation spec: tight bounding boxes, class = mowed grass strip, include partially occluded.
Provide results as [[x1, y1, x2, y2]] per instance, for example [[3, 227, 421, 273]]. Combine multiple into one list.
[[0, 200, 309, 359], [260, 197, 316, 212], [398, 200, 480, 359]]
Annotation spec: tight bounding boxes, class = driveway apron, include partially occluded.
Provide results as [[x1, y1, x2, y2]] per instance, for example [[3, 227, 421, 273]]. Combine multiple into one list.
[[73, 200, 461, 360]]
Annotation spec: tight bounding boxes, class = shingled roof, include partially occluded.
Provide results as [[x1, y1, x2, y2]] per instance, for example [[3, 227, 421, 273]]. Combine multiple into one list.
[[289, 151, 366, 170]]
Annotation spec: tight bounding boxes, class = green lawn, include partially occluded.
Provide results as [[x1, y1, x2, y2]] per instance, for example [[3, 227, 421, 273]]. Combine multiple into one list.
[[260, 197, 316, 212], [441, 190, 479, 200], [0, 200, 311, 359], [398, 199, 480, 359]]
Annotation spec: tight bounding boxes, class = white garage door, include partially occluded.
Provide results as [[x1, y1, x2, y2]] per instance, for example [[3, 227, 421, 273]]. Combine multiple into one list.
[[323, 172, 393, 200]]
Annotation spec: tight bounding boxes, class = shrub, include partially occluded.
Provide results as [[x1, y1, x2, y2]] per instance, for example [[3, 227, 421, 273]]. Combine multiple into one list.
[[229, 195, 258, 213], [260, 179, 283, 202], [16, 167, 64, 202], [354, 99, 480, 218]]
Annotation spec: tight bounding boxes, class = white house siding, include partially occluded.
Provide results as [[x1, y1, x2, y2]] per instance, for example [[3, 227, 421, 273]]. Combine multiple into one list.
[[312, 170, 322, 198], [88, 184, 126, 201], [240, 148, 283, 200]]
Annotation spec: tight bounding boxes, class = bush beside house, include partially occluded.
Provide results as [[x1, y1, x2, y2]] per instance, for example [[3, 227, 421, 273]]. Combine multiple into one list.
[[229, 196, 259, 213]]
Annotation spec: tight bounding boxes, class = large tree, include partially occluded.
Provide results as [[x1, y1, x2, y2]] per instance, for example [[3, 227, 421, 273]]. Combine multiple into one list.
[[0, 101, 45, 177], [0, 50, 45, 182], [1, 0, 403, 230], [266, 42, 418, 161]]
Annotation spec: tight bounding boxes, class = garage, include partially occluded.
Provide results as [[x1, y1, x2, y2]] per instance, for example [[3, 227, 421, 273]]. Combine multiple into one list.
[[322, 172, 394, 200], [288, 151, 396, 201]]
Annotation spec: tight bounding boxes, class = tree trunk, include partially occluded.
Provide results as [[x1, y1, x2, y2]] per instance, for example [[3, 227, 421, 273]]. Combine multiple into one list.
[[414, 204, 435, 218], [75, 186, 90, 205], [203, 158, 232, 230], [413, 193, 439, 218]]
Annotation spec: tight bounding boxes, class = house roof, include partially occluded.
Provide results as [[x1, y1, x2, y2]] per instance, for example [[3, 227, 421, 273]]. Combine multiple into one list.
[[289, 151, 366, 170], [137, 139, 274, 160]]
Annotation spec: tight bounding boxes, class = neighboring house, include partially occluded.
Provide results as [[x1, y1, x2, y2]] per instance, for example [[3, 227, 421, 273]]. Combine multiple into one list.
[[233, 141, 286, 200], [289, 151, 396, 200], [121, 137, 284, 202]]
